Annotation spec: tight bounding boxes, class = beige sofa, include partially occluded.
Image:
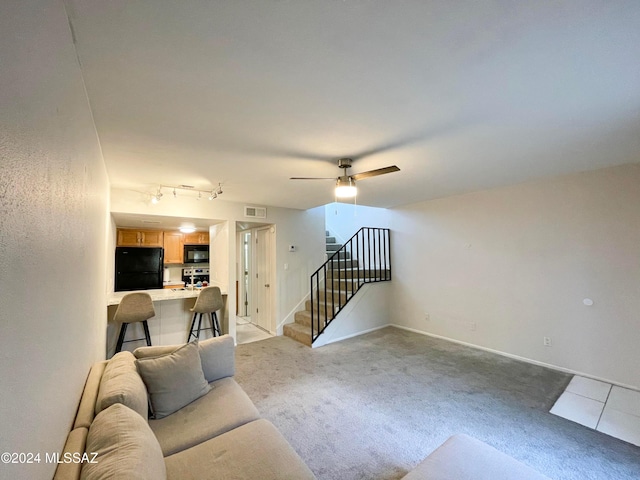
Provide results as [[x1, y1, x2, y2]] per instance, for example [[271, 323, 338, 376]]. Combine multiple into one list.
[[53, 335, 315, 480], [53, 334, 550, 480]]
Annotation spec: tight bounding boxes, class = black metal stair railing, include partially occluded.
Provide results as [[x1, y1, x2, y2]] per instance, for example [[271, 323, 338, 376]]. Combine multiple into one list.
[[310, 227, 391, 343]]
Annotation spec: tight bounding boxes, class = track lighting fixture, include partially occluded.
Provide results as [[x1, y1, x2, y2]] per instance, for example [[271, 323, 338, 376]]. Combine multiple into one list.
[[151, 187, 163, 204], [150, 183, 223, 203]]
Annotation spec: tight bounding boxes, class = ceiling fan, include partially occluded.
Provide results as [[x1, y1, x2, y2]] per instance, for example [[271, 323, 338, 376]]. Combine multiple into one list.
[[290, 158, 400, 198]]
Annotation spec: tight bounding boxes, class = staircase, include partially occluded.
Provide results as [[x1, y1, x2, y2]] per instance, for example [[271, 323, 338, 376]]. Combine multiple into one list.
[[284, 228, 391, 346]]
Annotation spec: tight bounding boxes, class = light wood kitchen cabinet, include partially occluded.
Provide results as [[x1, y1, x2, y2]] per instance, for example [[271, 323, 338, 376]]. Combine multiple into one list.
[[116, 229, 164, 247], [183, 232, 209, 244], [163, 232, 184, 264]]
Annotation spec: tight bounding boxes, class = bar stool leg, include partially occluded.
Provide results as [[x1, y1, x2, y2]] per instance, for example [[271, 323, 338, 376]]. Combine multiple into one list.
[[212, 312, 221, 337], [196, 313, 204, 339], [142, 320, 152, 346], [115, 323, 128, 354], [188, 312, 198, 342]]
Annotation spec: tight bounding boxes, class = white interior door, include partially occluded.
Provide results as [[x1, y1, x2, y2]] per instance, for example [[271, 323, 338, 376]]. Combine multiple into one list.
[[254, 227, 273, 332]]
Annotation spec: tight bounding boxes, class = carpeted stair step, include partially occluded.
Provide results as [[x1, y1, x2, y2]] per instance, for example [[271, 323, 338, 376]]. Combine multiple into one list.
[[283, 322, 314, 347], [326, 258, 359, 269], [294, 309, 313, 327], [329, 269, 390, 280], [326, 243, 343, 252], [326, 278, 366, 292], [325, 236, 337, 244], [319, 276, 389, 293], [305, 300, 338, 317], [313, 281, 350, 302], [327, 250, 351, 260]]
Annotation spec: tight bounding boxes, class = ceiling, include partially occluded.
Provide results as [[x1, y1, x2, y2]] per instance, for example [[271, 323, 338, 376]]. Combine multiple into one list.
[[110, 212, 219, 232], [66, 1, 640, 210]]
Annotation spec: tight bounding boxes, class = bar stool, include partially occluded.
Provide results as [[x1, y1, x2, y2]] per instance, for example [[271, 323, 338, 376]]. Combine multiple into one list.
[[113, 292, 155, 354], [188, 286, 223, 342]]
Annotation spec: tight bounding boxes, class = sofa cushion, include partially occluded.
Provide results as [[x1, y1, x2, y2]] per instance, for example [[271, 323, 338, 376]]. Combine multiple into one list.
[[164, 419, 316, 480], [135, 341, 211, 419], [401, 434, 551, 480], [149, 377, 261, 456], [95, 352, 147, 419], [81, 403, 166, 480], [134, 334, 235, 382], [197, 335, 235, 381]]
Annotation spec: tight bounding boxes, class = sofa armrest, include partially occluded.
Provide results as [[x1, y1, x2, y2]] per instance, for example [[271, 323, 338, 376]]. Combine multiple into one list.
[[52, 427, 88, 480], [73, 361, 108, 429], [134, 335, 235, 382]]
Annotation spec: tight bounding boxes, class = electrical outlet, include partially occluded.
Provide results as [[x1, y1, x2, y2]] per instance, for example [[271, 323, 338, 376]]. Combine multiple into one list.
[[543, 337, 552, 347]]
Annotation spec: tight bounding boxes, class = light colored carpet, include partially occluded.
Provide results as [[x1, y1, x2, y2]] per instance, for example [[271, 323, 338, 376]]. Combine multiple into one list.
[[235, 327, 640, 480]]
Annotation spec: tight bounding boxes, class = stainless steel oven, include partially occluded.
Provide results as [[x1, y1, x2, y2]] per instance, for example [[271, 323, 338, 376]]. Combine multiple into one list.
[[182, 268, 210, 285]]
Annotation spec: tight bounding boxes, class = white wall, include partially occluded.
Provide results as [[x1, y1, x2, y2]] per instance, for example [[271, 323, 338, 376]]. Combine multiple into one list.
[[0, 1, 109, 478], [210, 222, 230, 290], [325, 201, 392, 243], [390, 164, 640, 388], [312, 282, 391, 348], [110, 189, 326, 337]]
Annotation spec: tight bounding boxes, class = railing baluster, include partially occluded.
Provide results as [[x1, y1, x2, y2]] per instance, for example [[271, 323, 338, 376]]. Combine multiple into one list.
[[376, 229, 379, 279]]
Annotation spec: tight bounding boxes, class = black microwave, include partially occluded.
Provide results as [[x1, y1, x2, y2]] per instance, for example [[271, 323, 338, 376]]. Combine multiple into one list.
[[184, 245, 209, 264]]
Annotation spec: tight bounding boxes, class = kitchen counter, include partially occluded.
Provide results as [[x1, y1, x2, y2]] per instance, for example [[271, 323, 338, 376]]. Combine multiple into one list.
[[107, 287, 225, 306], [106, 286, 228, 357]]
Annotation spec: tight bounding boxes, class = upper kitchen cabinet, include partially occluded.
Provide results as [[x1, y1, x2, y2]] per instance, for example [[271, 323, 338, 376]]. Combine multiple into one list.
[[163, 231, 184, 264], [117, 229, 164, 247], [183, 232, 209, 245]]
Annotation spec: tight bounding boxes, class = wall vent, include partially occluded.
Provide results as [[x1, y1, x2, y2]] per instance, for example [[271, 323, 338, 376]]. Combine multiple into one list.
[[244, 206, 267, 218]]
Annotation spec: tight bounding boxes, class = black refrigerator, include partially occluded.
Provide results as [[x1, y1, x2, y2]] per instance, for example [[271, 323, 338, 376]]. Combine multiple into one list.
[[115, 247, 164, 292]]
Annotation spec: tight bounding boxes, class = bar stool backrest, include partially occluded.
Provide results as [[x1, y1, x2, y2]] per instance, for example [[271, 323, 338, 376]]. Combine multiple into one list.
[[113, 292, 155, 324], [192, 286, 223, 314]]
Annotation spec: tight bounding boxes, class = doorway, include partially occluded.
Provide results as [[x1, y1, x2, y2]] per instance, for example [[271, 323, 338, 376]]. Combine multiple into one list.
[[235, 224, 275, 343]]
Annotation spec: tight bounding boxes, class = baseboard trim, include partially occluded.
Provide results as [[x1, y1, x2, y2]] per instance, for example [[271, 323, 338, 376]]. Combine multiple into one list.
[[389, 324, 640, 392], [312, 324, 390, 348]]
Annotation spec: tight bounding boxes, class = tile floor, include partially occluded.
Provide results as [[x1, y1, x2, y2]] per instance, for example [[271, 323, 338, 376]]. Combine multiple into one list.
[[550, 375, 640, 447], [236, 317, 272, 345]]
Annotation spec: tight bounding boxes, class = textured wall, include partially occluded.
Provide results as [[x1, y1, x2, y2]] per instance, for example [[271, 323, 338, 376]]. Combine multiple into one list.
[[390, 164, 640, 388], [0, 1, 109, 478]]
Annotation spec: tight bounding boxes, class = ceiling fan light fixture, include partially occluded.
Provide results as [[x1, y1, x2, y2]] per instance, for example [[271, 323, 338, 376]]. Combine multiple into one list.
[[335, 177, 357, 198]]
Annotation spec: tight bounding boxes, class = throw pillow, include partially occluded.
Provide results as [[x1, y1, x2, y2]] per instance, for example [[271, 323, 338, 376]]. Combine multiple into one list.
[[135, 341, 211, 419], [198, 335, 235, 382], [95, 351, 148, 418], [81, 403, 166, 480]]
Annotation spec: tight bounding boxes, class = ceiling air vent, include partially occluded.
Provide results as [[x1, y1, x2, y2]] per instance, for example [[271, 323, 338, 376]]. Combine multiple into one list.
[[244, 206, 267, 219]]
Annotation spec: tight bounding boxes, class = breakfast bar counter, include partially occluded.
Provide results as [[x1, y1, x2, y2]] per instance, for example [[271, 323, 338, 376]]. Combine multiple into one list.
[[107, 287, 208, 306], [106, 287, 228, 357]]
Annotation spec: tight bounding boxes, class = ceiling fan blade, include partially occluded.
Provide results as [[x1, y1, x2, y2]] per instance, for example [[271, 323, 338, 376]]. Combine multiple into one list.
[[290, 177, 336, 180], [351, 165, 400, 181]]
